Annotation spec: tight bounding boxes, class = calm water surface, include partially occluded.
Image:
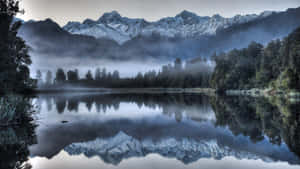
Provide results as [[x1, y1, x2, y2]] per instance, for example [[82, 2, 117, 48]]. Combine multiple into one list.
[[2, 93, 300, 169]]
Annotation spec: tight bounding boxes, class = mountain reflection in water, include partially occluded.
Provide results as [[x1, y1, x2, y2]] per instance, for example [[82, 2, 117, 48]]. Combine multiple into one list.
[[2, 93, 300, 169]]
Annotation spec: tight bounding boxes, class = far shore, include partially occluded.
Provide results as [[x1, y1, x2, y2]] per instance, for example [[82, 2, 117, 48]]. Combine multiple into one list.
[[33, 87, 300, 101], [35, 87, 216, 94]]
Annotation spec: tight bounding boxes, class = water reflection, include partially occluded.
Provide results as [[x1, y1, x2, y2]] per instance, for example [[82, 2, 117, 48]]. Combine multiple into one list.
[[28, 93, 300, 168], [0, 126, 37, 169], [211, 96, 300, 158], [2, 94, 300, 169], [0, 96, 37, 169], [37, 93, 213, 122]]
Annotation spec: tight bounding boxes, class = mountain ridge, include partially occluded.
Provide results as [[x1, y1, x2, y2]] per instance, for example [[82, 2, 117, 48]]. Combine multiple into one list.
[[64, 131, 299, 165], [17, 6, 300, 63], [62, 9, 276, 44]]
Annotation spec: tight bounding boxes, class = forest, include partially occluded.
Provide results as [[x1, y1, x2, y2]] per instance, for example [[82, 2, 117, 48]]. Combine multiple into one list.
[[211, 27, 300, 92], [37, 58, 212, 88]]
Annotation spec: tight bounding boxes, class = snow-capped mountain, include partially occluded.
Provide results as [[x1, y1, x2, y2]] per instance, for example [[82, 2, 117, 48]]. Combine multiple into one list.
[[19, 7, 300, 61], [63, 10, 274, 44], [64, 131, 298, 165]]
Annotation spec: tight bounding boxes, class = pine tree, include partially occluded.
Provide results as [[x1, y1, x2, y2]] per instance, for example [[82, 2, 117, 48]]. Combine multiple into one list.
[[46, 71, 52, 85], [85, 70, 93, 81], [112, 70, 120, 80], [0, 0, 34, 92], [36, 70, 43, 85], [101, 68, 107, 80], [67, 69, 79, 81], [95, 68, 101, 81], [55, 69, 66, 83]]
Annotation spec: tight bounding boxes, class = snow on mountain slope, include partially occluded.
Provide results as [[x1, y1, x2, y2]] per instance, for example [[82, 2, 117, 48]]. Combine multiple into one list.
[[63, 10, 275, 44], [64, 131, 274, 165], [63, 11, 149, 44]]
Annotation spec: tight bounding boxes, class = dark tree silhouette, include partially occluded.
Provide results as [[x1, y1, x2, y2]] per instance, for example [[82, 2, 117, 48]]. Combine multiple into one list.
[[112, 70, 120, 80], [85, 70, 93, 81], [0, 0, 35, 93], [36, 70, 43, 85], [95, 68, 101, 81], [67, 69, 79, 81], [42, 57, 213, 89], [55, 97, 66, 114], [46, 70, 53, 85], [55, 68, 66, 83], [101, 68, 107, 80]]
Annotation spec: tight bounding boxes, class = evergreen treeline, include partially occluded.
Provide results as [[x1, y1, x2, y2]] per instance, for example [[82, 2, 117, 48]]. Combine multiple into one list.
[[39, 58, 212, 88], [211, 27, 300, 91], [0, 0, 35, 93]]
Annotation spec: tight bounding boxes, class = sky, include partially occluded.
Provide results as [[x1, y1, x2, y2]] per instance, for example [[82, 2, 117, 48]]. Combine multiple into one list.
[[18, 0, 300, 26]]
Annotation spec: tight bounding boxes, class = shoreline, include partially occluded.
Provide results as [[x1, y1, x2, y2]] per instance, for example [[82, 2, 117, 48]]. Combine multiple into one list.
[[34, 88, 216, 94], [225, 89, 300, 102], [33, 87, 300, 101]]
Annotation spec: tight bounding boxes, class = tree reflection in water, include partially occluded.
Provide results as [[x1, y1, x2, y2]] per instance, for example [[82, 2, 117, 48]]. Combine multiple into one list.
[[41, 94, 211, 122], [4, 93, 300, 168], [210, 96, 300, 158], [0, 95, 37, 169], [38, 93, 300, 160]]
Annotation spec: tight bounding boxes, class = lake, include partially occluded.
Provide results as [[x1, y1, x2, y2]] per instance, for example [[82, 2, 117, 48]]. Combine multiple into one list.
[[1, 93, 300, 169]]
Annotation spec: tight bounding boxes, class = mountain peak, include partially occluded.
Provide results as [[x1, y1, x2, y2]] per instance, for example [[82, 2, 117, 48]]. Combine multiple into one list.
[[98, 11, 122, 23], [259, 11, 275, 17], [44, 18, 55, 23], [176, 10, 199, 18], [39, 18, 62, 28], [82, 18, 96, 25], [104, 10, 121, 17], [175, 10, 206, 24]]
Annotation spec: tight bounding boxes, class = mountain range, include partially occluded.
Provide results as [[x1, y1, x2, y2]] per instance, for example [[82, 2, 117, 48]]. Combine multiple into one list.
[[18, 7, 300, 62], [29, 114, 300, 165], [64, 131, 298, 165], [63, 10, 275, 44]]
